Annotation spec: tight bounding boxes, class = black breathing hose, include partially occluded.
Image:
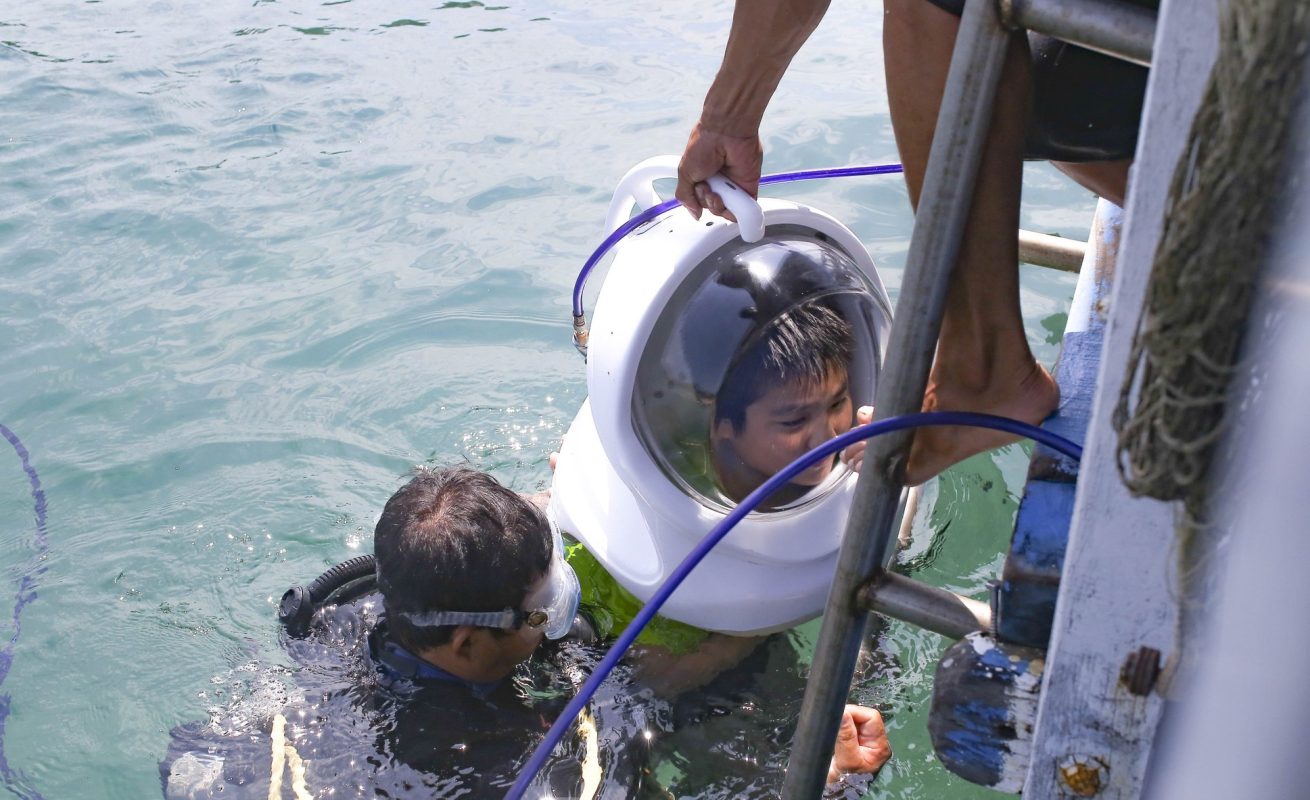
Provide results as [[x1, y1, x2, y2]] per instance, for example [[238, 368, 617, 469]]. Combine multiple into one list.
[[279, 553, 378, 636]]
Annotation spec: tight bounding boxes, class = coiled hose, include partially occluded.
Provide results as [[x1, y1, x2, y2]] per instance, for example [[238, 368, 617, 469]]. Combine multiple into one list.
[[278, 553, 378, 636]]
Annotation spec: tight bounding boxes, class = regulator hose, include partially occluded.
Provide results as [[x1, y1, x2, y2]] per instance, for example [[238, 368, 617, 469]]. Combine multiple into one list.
[[279, 553, 378, 636], [505, 411, 1082, 799]]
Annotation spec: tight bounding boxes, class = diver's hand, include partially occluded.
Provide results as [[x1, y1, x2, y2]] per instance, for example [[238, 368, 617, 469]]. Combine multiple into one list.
[[840, 406, 875, 473], [548, 433, 566, 472], [828, 704, 891, 783], [675, 122, 763, 222]]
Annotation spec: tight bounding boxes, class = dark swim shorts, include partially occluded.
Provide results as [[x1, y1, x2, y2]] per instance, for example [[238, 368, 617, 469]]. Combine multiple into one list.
[[923, 0, 1158, 16], [920, 0, 1158, 162]]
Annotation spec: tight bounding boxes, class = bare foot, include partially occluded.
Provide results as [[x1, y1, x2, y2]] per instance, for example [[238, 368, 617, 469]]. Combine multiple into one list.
[[904, 361, 1059, 486]]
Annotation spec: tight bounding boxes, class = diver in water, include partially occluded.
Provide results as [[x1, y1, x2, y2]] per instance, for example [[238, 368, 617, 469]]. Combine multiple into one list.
[[161, 465, 651, 799], [161, 465, 889, 799]]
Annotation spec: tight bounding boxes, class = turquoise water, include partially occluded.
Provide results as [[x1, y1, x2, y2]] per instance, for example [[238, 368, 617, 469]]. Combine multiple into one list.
[[0, 1, 1093, 797]]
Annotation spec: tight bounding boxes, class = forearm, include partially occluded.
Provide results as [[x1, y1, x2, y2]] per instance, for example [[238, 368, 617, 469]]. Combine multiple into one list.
[[700, 0, 832, 136]]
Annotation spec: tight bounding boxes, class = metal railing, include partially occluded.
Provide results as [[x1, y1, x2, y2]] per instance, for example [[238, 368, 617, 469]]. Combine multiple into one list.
[[1001, 0, 1155, 66]]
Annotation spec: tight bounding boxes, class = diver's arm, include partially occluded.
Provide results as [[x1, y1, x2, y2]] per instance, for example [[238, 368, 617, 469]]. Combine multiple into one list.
[[677, 0, 831, 218]]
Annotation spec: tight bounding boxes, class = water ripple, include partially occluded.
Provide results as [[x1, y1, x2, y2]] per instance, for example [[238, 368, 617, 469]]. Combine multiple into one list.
[[0, 1, 1094, 796]]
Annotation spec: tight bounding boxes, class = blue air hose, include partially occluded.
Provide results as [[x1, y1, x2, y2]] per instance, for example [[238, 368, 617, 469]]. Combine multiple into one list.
[[505, 411, 1081, 799], [0, 424, 48, 800], [571, 163, 904, 318]]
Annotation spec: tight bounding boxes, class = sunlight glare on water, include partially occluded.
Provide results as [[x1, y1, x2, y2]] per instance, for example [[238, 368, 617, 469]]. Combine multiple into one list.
[[0, 1, 1091, 796]]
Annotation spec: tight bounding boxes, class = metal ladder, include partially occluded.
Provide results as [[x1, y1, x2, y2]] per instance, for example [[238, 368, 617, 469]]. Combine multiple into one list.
[[781, 1, 1156, 796]]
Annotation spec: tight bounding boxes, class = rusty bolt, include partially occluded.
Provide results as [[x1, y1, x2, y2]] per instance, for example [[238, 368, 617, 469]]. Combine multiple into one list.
[[1120, 646, 1162, 696], [1057, 754, 1108, 796]]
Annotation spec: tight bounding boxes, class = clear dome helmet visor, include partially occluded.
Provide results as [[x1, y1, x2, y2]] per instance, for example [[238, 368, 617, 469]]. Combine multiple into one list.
[[633, 227, 889, 511]]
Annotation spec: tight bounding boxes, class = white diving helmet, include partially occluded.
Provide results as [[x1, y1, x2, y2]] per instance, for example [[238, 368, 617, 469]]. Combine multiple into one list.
[[550, 156, 893, 635]]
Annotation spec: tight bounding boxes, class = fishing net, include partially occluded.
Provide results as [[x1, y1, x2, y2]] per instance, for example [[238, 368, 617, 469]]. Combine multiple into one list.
[[1112, 0, 1310, 531], [1111, 0, 1310, 695]]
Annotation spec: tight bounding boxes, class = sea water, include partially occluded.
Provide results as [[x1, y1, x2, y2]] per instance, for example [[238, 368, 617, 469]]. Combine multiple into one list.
[[0, 1, 1091, 797]]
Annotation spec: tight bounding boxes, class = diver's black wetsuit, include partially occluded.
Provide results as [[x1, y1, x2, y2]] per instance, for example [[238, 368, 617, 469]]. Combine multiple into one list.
[[160, 596, 654, 799]]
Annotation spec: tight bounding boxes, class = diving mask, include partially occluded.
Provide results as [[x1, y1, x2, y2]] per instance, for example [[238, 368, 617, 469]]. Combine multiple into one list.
[[397, 516, 581, 641], [524, 518, 582, 640]]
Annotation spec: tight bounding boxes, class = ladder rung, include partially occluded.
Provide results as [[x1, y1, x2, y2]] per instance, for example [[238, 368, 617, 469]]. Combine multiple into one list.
[[1020, 228, 1087, 272], [861, 571, 993, 640]]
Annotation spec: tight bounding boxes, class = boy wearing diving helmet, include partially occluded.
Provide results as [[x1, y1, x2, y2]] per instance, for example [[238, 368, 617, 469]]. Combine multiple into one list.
[[711, 299, 870, 509]]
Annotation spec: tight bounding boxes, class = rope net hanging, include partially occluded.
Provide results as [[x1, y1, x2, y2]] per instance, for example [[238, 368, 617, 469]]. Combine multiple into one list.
[[1112, 0, 1310, 530]]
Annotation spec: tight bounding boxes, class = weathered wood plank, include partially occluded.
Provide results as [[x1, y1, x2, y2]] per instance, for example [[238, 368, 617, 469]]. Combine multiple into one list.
[[1146, 88, 1310, 798], [1022, 1, 1221, 797]]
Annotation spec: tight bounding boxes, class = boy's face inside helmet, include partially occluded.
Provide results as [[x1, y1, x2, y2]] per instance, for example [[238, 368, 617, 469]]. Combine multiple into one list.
[[632, 233, 888, 511], [712, 364, 854, 499]]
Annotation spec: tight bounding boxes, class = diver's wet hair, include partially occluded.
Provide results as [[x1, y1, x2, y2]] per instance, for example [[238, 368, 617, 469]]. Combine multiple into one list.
[[374, 465, 551, 652], [715, 302, 854, 432]]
